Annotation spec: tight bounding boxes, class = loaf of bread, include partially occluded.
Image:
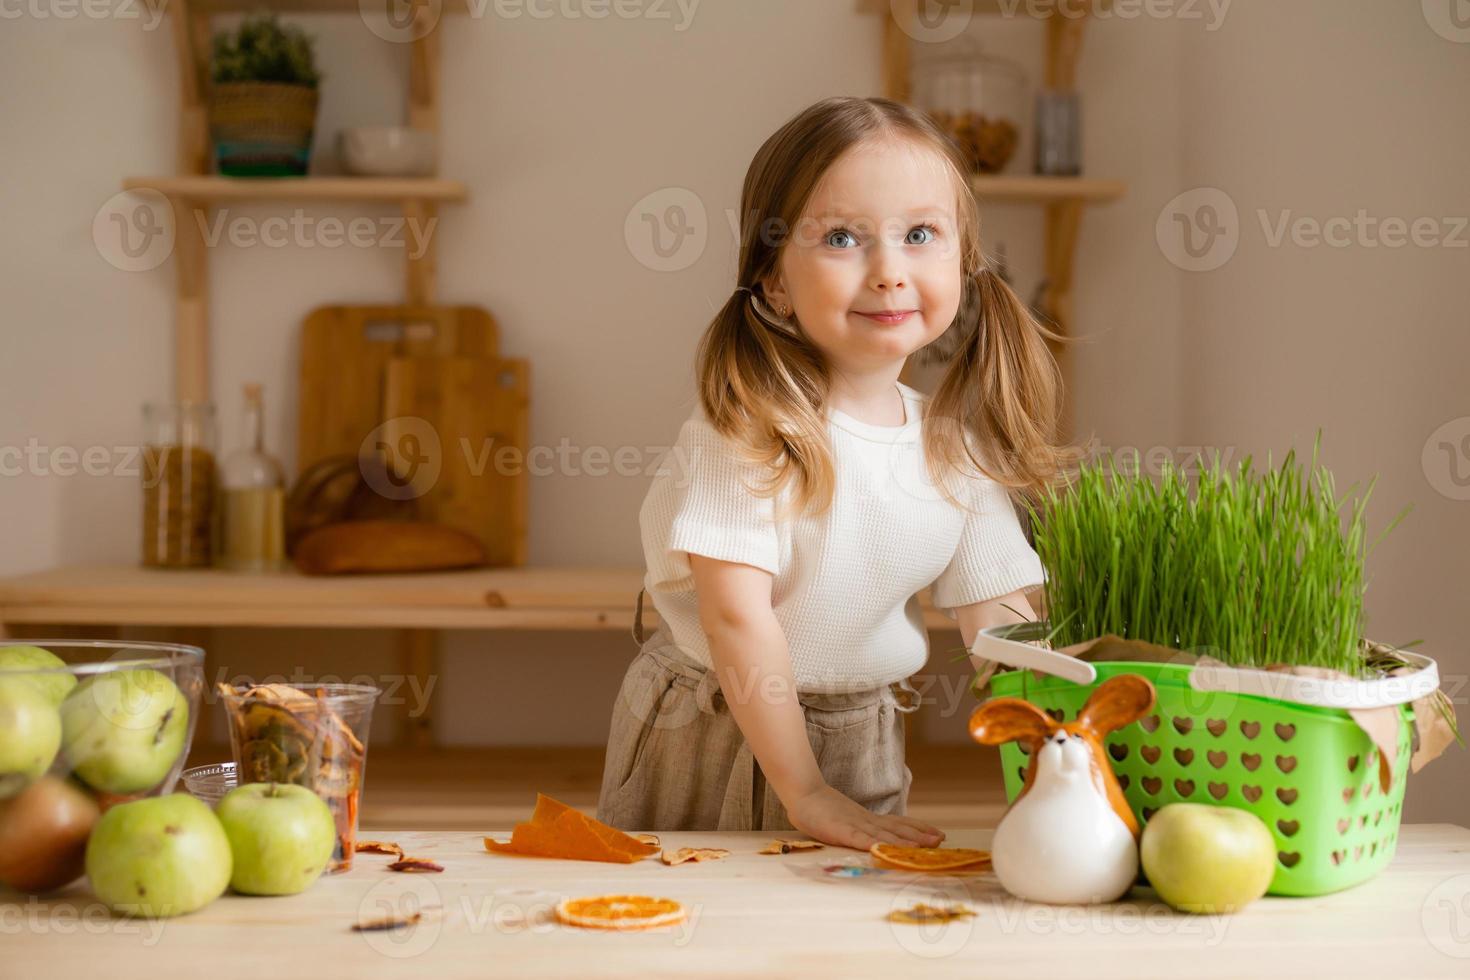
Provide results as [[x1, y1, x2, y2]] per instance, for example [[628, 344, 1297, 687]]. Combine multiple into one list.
[[293, 520, 487, 575]]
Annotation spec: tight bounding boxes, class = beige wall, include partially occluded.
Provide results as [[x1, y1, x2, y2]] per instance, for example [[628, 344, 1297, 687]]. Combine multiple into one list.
[[2, 1, 1464, 821]]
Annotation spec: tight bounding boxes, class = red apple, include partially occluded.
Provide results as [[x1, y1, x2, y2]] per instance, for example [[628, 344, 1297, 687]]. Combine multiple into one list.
[[0, 775, 100, 893]]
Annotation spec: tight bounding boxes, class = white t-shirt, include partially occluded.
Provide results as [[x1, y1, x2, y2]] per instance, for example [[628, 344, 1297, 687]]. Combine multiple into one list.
[[638, 380, 1045, 693]]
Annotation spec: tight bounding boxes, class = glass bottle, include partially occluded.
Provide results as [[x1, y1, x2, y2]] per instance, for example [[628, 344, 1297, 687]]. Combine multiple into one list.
[[142, 402, 218, 568], [218, 383, 287, 572]]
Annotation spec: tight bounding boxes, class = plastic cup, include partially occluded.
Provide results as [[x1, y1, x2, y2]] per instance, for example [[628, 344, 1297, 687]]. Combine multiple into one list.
[[219, 682, 379, 872]]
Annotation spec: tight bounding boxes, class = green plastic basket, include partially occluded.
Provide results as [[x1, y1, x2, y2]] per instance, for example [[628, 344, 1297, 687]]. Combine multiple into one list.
[[977, 624, 1436, 898]]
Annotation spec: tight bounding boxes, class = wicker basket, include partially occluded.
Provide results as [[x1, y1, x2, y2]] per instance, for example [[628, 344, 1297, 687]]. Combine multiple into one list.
[[209, 81, 319, 176], [975, 622, 1440, 897]]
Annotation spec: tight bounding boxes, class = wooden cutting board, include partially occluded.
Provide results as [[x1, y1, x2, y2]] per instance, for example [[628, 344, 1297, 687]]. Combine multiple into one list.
[[382, 356, 530, 567], [296, 305, 500, 470]]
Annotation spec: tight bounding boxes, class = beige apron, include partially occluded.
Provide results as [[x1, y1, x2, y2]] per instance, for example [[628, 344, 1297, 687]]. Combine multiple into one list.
[[595, 588, 921, 832]]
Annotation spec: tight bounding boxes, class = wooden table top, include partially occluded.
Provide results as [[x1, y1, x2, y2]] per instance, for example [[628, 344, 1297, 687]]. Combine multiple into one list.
[[8, 824, 1470, 978]]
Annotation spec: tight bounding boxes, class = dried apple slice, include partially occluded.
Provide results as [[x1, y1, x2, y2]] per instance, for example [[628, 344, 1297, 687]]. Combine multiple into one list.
[[758, 839, 824, 854], [388, 857, 444, 873]]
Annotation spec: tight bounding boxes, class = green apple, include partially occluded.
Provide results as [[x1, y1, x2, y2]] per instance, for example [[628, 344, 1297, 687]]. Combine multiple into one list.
[[85, 793, 231, 917], [0, 775, 100, 892], [0, 644, 77, 707], [216, 782, 336, 896], [0, 677, 62, 799], [60, 669, 189, 794], [1140, 802, 1276, 913]]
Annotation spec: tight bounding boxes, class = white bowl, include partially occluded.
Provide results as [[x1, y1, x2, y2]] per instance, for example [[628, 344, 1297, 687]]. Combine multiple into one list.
[[338, 126, 437, 177]]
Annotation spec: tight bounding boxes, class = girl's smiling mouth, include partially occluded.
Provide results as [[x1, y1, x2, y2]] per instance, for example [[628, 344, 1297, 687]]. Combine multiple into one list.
[[852, 309, 917, 325]]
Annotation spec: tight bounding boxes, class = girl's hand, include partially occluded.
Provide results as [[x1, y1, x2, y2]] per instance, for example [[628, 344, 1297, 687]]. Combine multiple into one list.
[[784, 783, 945, 851]]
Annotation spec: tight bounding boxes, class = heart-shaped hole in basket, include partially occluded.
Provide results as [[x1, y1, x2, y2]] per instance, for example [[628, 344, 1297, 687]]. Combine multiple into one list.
[[1207, 781, 1228, 800], [1274, 723, 1296, 741], [1140, 745, 1162, 765], [1275, 755, 1298, 774], [1173, 747, 1194, 766], [1240, 721, 1261, 739], [1242, 785, 1263, 802], [1207, 750, 1228, 769], [1141, 776, 1163, 796], [1277, 819, 1299, 837], [1241, 753, 1262, 771], [1278, 851, 1301, 868], [1276, 787, 1298, 805], [1140, 714, 1161, 733], [1206, 718, 1227, 737], [1108, 743, 1128, 762], [1172, 716, 1194, 735], [1174, 779, 1195, 797]]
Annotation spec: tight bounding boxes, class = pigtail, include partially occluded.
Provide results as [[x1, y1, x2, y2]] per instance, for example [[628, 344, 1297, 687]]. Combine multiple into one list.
[[694, 287, 835, 524], [926, 268, 1083, 507]]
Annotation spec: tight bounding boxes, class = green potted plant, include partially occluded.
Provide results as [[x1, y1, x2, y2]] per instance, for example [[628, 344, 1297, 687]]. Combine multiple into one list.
[[966, 436, 1460, 897], [209, 12, 322, 177]]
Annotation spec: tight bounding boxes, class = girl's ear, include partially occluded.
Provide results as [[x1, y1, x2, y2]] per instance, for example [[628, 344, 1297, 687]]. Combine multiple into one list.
[[1074, 674, 1156, 737], [761, 273, 790, 312], [969, 698, 1054, 748]]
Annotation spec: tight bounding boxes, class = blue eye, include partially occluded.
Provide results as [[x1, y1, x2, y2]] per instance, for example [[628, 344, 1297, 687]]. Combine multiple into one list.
[[907, 224, 938, 245], [826, 228, 857, 249]]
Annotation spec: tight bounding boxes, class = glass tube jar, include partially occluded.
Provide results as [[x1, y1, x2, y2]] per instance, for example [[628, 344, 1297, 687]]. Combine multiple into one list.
[[141, 401, 218, 568]]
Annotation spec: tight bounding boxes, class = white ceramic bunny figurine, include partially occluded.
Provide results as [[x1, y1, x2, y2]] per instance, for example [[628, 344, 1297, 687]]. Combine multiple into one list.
[[969, 673, 1157, 905]]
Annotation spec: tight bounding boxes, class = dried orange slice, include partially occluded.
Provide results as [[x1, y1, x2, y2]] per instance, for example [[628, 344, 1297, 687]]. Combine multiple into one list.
[[555, 894, 687, 931], [483, 793, 660, 864], [869, 843, 991, 872]]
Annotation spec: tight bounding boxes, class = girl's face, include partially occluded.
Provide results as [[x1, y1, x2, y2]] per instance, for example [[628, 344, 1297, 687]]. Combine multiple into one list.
[[764, 138, 964, 376]]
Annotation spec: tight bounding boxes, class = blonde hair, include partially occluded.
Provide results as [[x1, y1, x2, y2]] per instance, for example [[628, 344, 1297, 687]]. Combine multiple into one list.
[[695, 96, 1081, 521]]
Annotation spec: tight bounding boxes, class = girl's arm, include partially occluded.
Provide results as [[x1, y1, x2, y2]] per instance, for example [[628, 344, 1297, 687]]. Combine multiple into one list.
[[689, 553, 944, 849], [954, 588, 1038, 679]]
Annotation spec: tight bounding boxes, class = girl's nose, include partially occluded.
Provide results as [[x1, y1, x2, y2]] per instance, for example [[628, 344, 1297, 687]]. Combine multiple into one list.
[[868, 245, 906, 292], [868, 268, 906, 291]]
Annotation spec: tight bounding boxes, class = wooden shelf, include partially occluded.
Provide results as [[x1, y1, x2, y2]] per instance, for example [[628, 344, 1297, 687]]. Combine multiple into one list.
[[178, 0, 471, 11], [0, 565, 966, 632], [971, 174, 1125, 204], [122, 175, 468, 203], [859, 0, 1110, 17]]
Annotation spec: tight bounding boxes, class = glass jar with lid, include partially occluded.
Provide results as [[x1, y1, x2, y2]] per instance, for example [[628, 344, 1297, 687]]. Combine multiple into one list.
[[914, 38, 1028, 174]]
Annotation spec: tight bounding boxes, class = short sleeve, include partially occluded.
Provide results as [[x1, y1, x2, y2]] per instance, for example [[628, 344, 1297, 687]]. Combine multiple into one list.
[[929, 474, 1045, 620], [640, 417, 781, 592]]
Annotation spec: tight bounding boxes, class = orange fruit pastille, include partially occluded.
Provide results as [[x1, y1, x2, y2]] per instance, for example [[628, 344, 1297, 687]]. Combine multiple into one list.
[[556, 894, 687, 931], [484, 793, 659, 864], [869, 842, 992, 872]]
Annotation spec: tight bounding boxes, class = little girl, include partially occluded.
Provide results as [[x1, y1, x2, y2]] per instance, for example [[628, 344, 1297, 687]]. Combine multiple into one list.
[[596, 96, 1075, 850]]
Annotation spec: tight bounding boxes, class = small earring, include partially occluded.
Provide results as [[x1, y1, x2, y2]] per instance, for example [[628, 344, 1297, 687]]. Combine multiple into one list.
[[777, 304, 791, 318]]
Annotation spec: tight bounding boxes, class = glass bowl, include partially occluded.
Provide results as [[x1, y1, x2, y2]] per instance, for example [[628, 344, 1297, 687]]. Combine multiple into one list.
[[0, 640, 205, 894], [181, 762, 238, 808]]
